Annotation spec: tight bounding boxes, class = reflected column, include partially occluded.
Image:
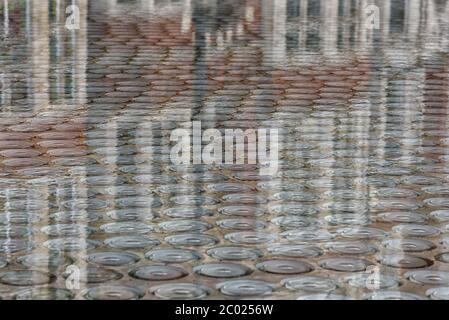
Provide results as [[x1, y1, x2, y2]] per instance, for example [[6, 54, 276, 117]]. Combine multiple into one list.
[[31, 0, 50, 112]]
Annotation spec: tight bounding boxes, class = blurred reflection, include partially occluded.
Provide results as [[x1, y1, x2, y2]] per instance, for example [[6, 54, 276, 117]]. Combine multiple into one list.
[[0, 0, 448, 300]]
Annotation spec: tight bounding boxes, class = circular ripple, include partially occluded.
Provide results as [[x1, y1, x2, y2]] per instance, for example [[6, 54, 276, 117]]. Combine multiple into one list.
[[325, 242, 378, 255], [106, 209, 154, 222], [151, 283, 211, 300], [225, 231, 277, 244], [336, 227, 389, 240], [163, 207, 214, 218], [207, 246, 263, 261], [64, 267, 123, 284], [156, 184, 205, 194], [115, 196, 162, 208], [129, 265, 188, 281], [376, 211, 428, 223], [406, 270, 449, 285], [373, 199, 422, 211], [343, 273, 401, 290], [145, 249, 202, 263], [375, 188, 420, 198], [0, 257, 6, 269], [282, 276, 337, 292], [363, 291, 425, 300], [43, 238, 100, 252], [269, 203, 320, 216], [170, 195, 218, 205], [105, 236, 160, 249], [165, 234, 219, 247], [41, 224, 94, 237], [17, 253, 71, 269], [0, 239, 33, 253], [194, 263, 252, 278], [297, 294, 354, 300], [423, 186, 449, 196], [270, 192, 319, 202], [83, 286, 144, 300], [50, 211, 102, 223], [392, 224, 441, 237], [0, 226, 32, 238], [87, 252, 140, 267], [12, 288, 74, 300], [0, 270, 55, 286], [272, 216, 314, 229], [216, 218, 267, 230], [430, 210, 449, 221], [435, 253, 449, 263], [378, 254, 432, 269], [222, 193, 268, 204], [159, 220, 211, 233], [256, 260, 314, 274], [207, 183, 254, 193], [426, 287, 449, 300], [257, 180, 304, 191], [100, 222, 154, 234], [282, 229, 334, 242], [219, 206, 266, 217], [267, 244, 323, 258], [0, 213, 40, 224], [424, 198, 449, 208], [324, 214, 370, 226], [382, 239, 436, 252], [319, 257, 373, 272], [217, 280, 274, 297]]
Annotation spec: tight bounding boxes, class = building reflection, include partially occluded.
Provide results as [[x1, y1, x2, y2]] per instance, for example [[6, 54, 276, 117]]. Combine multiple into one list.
[[0, 0, 448, 298]]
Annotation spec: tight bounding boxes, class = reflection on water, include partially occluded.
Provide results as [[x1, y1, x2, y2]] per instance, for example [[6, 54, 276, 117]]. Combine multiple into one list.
[[0, 0, 449, 300]]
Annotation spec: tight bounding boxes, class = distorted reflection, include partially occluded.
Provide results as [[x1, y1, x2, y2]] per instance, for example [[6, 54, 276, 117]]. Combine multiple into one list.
[[0, 0, 449, 300]]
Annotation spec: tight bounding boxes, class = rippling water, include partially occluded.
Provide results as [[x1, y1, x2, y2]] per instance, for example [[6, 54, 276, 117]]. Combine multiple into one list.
[[1, 0, 449, 300]]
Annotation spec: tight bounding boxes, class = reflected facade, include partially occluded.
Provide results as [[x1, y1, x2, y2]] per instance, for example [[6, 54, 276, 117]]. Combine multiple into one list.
[[0, 0, 449, 300]]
